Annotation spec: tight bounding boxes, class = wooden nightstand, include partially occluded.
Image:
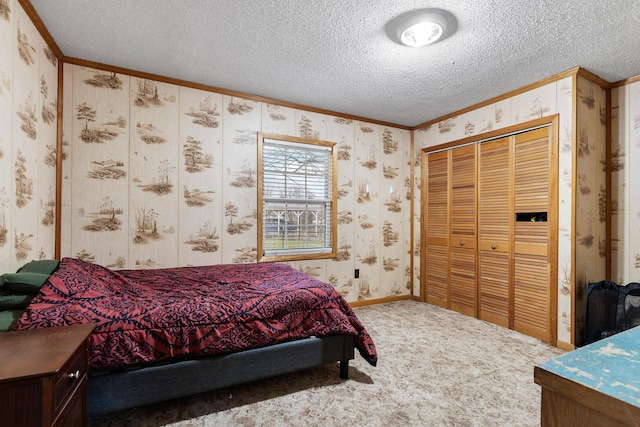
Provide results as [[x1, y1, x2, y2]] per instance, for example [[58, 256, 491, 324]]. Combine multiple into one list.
[[0, 323, 96, 427]]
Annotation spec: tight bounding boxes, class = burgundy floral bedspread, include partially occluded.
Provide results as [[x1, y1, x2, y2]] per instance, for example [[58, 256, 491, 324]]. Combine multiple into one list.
[[14, 258, 377, 369]]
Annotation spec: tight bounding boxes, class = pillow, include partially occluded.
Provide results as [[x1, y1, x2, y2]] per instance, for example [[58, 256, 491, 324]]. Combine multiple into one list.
[[0, 294, 34, 310], [0, 310, 23, 333], [0, 272, 51, 293], [17, 259, 60, 275]]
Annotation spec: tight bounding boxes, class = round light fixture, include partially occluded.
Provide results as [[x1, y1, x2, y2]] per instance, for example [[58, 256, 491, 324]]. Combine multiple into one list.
[[385, 8, 457, 47], [398, 15, 445, 47]]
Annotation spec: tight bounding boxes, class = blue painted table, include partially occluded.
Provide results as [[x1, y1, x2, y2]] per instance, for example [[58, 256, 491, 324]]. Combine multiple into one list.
[[534, 326, 640, 426]]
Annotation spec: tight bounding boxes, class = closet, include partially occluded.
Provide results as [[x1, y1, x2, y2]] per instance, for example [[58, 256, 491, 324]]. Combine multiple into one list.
[[422, 123, 557, 344]]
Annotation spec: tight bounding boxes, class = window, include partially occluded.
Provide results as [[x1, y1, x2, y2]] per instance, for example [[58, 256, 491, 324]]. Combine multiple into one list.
[[257, 132, 337, 262]]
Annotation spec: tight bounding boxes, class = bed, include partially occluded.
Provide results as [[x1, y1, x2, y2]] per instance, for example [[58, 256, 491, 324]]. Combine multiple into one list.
[[5, 258, 377, 416]]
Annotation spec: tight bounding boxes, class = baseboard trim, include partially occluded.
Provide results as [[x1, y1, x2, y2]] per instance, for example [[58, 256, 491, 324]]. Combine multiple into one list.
[[556, 340, 575, 351], [349, 295, 412, 308]]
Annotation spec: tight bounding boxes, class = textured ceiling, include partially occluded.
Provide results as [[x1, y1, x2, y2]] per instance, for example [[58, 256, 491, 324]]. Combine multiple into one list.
[[28, 0, 640, 127]]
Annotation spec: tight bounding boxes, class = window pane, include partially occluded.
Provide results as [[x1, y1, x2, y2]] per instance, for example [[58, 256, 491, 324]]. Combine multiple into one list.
[[263, 142, 330, 201], [260, 135, 334, 259], [263, 200, 330, 251]]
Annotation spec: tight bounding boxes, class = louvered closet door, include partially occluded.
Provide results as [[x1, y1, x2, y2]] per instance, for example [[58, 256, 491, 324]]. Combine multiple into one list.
[[425, 151, 449, 307], [450, 145, 477, 317], [478, 137, 511, 328], [513, 128, 553, 342]]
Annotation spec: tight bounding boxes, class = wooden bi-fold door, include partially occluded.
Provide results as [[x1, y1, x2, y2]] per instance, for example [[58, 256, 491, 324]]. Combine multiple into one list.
[[424, 145, 477, 316], [477, 127, 556, 342], [425, 150, 449, 308], [478, 137, 512, 328], [449, 144, 477, 317], [513, 127, 557, 343]]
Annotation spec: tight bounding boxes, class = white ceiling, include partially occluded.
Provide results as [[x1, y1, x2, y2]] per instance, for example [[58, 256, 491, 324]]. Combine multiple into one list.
[[28, 0, 640, 127]]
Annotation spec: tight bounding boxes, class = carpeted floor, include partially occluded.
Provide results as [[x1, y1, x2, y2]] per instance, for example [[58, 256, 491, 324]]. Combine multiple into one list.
[[89, 300, 564, 427]]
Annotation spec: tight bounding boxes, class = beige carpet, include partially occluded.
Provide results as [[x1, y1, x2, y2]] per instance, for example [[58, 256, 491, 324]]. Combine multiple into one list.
[[89, 300, 564, 427]]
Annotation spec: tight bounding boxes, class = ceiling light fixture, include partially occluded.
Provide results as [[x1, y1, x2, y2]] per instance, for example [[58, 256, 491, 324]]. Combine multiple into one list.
[[385, 8, 457, 47]]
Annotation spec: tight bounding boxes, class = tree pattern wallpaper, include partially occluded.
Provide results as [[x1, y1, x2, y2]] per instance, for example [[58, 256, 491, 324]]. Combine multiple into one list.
[[574, 77, 607, 342], [0, 0, 58, 273], [61, 64, 412, 302], [611, 80, 640, 286]]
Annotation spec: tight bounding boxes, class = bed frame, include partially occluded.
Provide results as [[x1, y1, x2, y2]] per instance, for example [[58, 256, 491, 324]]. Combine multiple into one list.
[[88, 334, 355, 416]]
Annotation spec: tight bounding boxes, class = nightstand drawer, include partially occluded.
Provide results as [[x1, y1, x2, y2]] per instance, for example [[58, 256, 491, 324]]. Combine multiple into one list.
[[53, 382, 86, 427], [53, 345, 87, 414]]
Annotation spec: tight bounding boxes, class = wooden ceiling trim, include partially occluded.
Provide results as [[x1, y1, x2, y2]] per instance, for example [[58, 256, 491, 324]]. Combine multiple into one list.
[[18, 0, 63, 59], [412, 68, 583, 131], [63, 56, 412, 131]]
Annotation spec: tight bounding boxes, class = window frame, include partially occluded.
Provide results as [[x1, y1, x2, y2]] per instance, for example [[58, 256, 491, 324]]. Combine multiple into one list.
[[257, 132, 338, 262]]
